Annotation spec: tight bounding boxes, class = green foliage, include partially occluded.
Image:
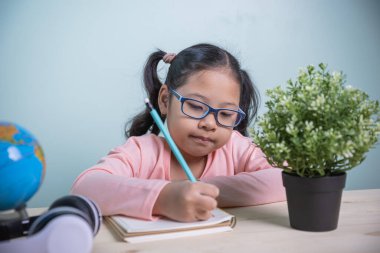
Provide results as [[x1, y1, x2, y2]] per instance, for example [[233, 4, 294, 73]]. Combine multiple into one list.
[[251, 63, 380, 177]]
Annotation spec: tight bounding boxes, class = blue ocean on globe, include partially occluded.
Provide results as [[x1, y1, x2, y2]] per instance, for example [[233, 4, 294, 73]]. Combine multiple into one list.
[[0, 122, 45, 211]]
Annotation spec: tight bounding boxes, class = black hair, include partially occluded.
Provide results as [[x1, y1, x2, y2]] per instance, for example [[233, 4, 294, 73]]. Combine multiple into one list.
[[125, 43, 260, 137]]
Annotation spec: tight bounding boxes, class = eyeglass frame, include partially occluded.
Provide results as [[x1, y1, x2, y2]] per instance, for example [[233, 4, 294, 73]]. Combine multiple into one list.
[[168, 88, 246, 128]]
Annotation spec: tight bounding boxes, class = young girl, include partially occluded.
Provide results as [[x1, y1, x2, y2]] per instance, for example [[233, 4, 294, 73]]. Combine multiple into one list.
[[72, 43, 285, 222]]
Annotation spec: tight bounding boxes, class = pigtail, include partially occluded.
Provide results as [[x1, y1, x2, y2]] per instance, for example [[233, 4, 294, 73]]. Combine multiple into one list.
[[235, 69, 260, 136], [125, 50, 166, 137]]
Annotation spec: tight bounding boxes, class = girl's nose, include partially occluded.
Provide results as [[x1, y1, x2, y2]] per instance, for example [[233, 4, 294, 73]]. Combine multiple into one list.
[[198, 113, 217, 131]]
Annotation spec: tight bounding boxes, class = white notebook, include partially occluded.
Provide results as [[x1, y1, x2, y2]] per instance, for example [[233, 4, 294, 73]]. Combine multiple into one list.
[[105, 208, 236, 243]]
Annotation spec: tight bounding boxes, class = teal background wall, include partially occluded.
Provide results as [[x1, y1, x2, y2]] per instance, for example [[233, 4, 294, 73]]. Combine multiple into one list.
[[1, 0, 379, 208]]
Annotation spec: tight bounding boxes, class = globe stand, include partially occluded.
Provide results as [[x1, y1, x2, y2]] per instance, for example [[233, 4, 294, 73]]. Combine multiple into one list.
[[0, 204, 34, 241]]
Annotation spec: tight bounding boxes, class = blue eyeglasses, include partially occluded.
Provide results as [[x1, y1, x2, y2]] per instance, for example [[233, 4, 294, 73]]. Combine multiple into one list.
[[169, 88, 246, 128]]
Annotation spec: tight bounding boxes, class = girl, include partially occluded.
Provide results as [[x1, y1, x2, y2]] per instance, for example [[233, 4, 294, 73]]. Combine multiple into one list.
[[72, 43, 285, 222]]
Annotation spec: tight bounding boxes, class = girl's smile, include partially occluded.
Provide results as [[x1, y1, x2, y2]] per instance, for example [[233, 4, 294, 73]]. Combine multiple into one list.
[[189, 134, 214, 145]]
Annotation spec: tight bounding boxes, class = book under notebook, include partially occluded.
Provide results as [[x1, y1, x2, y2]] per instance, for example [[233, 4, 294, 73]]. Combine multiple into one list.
[[105, 208, 236, 243]]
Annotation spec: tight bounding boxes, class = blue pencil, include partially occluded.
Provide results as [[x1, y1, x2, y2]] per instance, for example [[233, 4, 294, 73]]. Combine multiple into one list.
[[144, 98, 197, 182]]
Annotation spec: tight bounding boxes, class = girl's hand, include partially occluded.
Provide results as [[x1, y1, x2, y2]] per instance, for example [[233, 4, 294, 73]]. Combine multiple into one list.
[[153, 181, 219, 222]]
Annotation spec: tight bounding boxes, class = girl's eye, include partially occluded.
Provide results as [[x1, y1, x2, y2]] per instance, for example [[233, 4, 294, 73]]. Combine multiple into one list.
[[187, 101, 204, 111], [219, 111, 235, 118]]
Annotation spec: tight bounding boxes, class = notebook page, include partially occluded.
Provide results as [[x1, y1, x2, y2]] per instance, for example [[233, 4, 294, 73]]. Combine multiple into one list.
[[112, 208, 233, 233]]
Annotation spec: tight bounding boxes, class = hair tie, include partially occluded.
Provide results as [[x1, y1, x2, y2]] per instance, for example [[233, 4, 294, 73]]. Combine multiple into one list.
[[163, 53, 176, 64]]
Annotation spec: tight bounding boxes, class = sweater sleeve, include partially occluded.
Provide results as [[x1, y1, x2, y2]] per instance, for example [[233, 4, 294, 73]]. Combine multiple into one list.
[[201, 132, 286, 207], [71, 136, 170, 220]]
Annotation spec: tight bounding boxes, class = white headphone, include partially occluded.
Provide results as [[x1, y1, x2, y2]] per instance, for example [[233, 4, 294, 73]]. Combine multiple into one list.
[[0, 195, 102, 253]]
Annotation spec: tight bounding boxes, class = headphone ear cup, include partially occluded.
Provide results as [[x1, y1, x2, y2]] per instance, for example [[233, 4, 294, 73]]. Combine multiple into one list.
[[28, 207, 91, 236], [48, 195, 101, 235]]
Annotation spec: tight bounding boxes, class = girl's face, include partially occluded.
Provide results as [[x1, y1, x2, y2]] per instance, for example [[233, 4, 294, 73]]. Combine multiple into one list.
[[158, 69, 241, 160]]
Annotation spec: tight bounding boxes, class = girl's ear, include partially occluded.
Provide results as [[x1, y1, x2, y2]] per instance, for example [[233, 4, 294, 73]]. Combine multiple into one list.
[[158, 84, 170, 115]]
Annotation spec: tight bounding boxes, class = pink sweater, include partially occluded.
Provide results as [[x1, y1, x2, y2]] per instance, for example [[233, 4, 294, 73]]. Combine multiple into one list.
[[71, 131, 285, 220]]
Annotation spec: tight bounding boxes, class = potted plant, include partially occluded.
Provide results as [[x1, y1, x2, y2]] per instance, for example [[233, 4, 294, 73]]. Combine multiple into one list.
[[251, 63, 380, 231]]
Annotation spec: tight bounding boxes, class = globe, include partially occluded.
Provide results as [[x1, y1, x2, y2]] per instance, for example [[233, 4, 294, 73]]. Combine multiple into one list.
[[0, 122, 46, 211]]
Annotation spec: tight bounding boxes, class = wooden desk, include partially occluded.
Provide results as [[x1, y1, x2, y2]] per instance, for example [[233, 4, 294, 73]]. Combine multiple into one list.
[[29, 189, 380, 253]]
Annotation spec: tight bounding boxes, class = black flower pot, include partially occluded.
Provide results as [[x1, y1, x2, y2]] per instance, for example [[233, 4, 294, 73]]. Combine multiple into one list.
[[282, 172, 347, 232]]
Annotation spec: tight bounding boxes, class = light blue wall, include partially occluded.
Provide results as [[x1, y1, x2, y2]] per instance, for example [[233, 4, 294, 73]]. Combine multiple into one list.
[[1, 0, 379, 207]]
